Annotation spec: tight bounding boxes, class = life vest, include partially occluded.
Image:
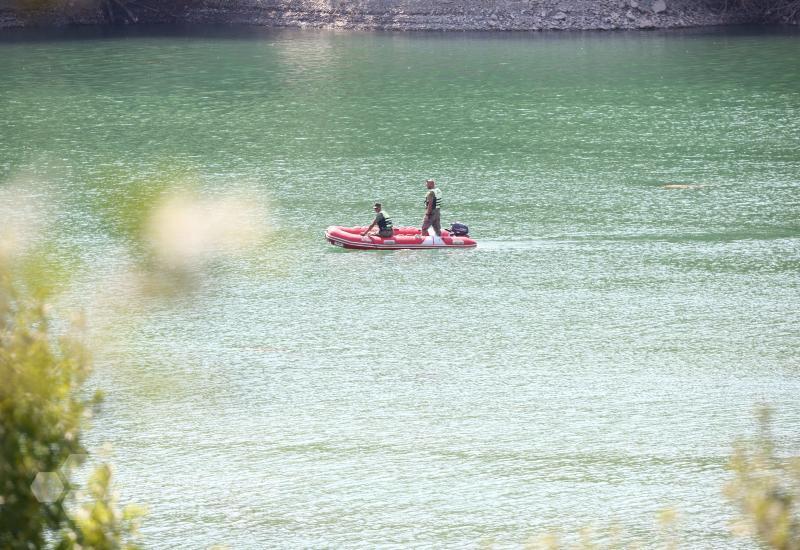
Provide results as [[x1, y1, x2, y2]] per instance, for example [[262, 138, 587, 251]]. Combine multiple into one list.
[[426, 188, 443, 210], [377, 211, 393, 231]]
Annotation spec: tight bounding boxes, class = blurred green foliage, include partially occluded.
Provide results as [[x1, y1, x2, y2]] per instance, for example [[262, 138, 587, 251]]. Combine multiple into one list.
[[0, 174, 267, 547], [496, 408, 799, 550], [0, 250, 142, 548], [92, 168, 189, 246], [58, 464, 145, 550], [726, 408, 800, 550]]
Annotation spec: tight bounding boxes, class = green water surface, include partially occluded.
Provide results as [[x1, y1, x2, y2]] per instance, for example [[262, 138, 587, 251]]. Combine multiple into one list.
[[1, 25, 799, 548]]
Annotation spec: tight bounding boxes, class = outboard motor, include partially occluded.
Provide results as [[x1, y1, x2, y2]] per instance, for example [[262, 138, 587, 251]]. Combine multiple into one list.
[[449, 222, 470, 237]]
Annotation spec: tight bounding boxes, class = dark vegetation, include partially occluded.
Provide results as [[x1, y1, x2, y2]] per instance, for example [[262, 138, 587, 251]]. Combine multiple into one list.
[[13, 0, 175, 24]]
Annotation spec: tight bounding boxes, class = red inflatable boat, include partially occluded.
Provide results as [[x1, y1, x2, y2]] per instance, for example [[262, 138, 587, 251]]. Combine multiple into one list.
[[325, 226, 477, 250]]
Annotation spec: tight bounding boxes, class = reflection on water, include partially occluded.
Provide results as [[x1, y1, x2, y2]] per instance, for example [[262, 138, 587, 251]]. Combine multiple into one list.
[[1, 25, 799, 548]]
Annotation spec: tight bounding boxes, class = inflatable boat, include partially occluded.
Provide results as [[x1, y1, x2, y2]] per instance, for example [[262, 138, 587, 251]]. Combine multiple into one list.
[[325, 226, 477, 250]]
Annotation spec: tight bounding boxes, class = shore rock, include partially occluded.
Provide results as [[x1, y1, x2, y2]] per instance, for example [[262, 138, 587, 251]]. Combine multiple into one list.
[[0, 0, 779, 31]]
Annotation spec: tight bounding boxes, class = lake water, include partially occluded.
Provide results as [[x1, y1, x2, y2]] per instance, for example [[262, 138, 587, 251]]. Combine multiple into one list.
[[1, 25, 799, 548]]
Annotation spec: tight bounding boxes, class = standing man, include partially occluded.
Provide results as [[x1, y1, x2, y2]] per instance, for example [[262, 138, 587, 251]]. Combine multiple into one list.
[[362, 202, 394, 237], [421, 178, 443, 237]]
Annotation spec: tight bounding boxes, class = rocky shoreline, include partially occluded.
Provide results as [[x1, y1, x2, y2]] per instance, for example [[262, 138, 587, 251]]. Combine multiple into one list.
[[0, 0, 785, 31]]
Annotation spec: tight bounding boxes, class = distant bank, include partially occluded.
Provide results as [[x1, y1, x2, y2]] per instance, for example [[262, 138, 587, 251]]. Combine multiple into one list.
[[1, 0, 797, 31]]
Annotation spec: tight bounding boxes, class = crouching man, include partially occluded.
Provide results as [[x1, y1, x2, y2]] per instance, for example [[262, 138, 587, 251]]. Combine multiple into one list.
[[362, 202, 394, 238]]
